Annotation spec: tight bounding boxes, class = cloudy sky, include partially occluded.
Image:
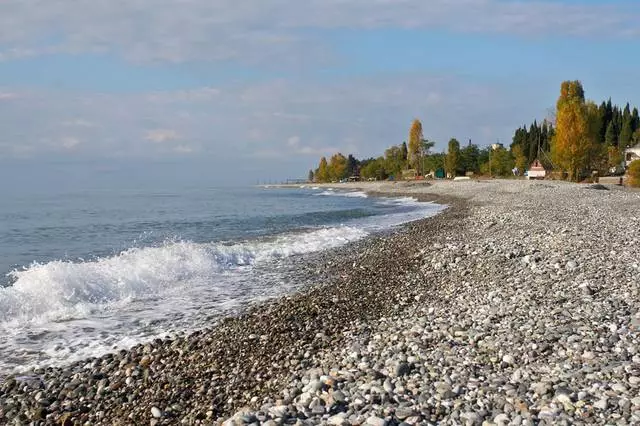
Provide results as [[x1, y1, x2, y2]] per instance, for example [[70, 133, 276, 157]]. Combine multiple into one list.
[[1, 0, 640, 186]]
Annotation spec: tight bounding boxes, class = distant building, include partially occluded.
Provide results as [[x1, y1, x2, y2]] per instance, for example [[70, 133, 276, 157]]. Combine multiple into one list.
[[526, 159, 547, 180], [625, 143, 640, 167], [491, 143, 504, 150]]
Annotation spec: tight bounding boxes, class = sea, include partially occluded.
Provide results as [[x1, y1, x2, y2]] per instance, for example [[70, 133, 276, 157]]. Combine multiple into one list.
[[0, 184, 444, 373]]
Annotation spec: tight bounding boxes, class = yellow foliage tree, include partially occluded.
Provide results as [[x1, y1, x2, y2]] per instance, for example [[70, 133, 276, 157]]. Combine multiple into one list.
[[328, 153, 348, 182], [627, 160, 640, 188], [511, 144, 528, 173], [316, 157, 329, 182], [407, 119, 423, 170], [551, 81, 593, 181]]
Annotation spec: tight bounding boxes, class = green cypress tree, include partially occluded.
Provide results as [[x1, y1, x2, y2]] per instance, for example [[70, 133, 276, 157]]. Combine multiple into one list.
[[619, 116, 634, 149], [632, 107, 639, 132], [528, 121, 539, 163], [605, 121, 617, 147]]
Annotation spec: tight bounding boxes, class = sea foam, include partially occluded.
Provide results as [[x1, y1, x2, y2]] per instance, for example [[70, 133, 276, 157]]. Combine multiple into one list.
[[0, 226, 367, 327]]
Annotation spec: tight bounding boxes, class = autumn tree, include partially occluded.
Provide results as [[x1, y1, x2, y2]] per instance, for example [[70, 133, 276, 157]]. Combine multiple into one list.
[[632, 128, 640, 146], [408, 119, 423, 171], [328, 153, 348, 181], [607, 146, 623, 170], [445, 138, 461, 177], [551, 80, 592, 181], [316, 157, 329, 182], [511, 144, 528, 173], [627, 160, 640, 187]]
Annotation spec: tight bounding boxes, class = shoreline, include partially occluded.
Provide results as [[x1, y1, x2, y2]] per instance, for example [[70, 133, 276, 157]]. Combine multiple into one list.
[[2, 180, 639, 424], [0, 188, 461, 424]]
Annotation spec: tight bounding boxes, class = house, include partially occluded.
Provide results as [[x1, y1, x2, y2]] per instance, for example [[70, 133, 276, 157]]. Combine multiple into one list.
[[625, 143, 640, 168], [526, 159, 547, 180]]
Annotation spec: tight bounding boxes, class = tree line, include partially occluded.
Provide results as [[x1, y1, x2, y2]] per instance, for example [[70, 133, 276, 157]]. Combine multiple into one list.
[[309, 80, 640, 184]]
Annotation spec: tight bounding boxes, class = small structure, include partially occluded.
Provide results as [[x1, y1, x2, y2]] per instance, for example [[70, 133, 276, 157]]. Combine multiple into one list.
[[526, 159, 547, 180], [625, 143, 640, 168]]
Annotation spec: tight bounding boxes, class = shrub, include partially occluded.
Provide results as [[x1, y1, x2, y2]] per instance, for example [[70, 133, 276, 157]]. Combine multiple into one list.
[[627, 160, 640, 188]]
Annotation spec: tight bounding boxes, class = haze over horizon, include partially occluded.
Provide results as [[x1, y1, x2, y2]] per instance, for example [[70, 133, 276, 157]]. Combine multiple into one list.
[[1, 0, 640, 186]]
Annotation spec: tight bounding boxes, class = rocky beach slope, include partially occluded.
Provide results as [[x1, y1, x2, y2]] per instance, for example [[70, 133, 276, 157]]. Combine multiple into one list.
[[1, 179, 639, 425]]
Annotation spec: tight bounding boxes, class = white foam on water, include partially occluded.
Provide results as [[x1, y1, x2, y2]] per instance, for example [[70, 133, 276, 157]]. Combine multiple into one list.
[[0, 226, 368, 328], [0, 193, 445, 372], [315, 190, 368, 198]]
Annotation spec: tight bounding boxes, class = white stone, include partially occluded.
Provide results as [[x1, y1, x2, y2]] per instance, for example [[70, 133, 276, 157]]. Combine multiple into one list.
[[151, 407, 162, 418], [365, 416, 386, 426]]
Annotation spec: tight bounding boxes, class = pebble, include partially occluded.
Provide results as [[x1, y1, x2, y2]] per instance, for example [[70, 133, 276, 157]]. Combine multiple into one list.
[[2, 180, 639, 425], [151, 407, 162, 418]]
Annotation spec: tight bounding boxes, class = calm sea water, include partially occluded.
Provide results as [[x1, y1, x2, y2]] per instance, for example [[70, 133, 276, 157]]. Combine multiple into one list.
[[0, 185, 444, 372]]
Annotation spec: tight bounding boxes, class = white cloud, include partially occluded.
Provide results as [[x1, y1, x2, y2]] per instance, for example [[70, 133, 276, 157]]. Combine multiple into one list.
[[287, 136, 301, 147], [61, 119, 96, 127], [145, 129, 181, 143], [60, 136, 80, 149], [0, 1, 638, 65], [173, 144, 194, 154], [0, 92, 19, 100], [284, 135, 340, 157], [0, 73, 551, 165]]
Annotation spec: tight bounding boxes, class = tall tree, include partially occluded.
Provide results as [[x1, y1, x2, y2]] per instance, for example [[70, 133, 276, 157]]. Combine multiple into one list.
[[551, 80, 591, 181], [308, 170, 314, 182], [632, 108, 640, 132], [460, 143, 480, 174], [328, 153, 348, 181], [512, 144, 528, 173], [605, 121, 617, 147], [401, 142, 408, 163], [346, 154, 359, 177], [316, 157, 329, 182], [445, 138, 461, 177], [585, 101, 605, 172], [619, 115, 634, 149], [407, 119, 423, 170]]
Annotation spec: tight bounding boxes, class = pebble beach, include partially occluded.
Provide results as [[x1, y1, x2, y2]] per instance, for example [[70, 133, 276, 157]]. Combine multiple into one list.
[[1, 179, 639, 425]]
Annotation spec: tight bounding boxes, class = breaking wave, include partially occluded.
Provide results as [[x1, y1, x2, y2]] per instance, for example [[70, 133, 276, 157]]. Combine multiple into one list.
[[0, 226, 367, 326]]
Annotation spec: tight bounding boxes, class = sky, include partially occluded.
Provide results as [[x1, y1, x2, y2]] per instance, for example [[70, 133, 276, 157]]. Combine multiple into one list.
[[1, 0, 640, 186]]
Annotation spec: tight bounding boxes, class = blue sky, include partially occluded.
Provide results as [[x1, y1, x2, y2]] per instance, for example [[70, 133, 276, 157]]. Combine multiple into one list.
[[1, 0, 640, 185]]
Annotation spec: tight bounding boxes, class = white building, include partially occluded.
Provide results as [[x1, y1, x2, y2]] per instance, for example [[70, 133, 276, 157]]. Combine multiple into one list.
[[626, 143, 640, 167]]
